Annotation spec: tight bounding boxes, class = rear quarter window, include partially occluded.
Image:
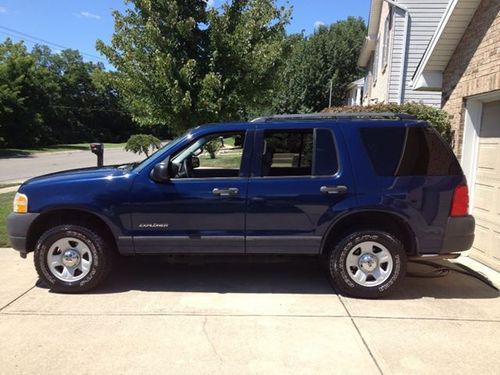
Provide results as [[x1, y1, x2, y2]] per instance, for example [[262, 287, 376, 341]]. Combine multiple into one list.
[[360, 126, 462, 176]]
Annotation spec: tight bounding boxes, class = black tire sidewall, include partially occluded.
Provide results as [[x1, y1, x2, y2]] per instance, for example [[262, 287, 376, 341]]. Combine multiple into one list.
[[328, 231, 406, 298], [34, 225, 107, 292]]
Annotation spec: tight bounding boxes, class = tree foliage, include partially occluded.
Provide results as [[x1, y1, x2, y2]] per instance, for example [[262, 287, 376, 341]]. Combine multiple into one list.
[[0, 39, 140, 148], [97, 0, 291, 133], [125, 133, 162, 156], [273, 17, 366, 114]]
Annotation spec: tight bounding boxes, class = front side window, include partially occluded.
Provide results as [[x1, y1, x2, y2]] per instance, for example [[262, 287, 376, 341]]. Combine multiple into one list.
[[170, 132, 245, 178]]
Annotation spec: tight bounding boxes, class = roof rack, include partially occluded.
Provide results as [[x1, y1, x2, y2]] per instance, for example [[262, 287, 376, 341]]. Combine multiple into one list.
[[250, 112, 416, 123]]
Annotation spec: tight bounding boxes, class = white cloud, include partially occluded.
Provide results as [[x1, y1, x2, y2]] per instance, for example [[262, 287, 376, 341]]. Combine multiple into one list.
[[314, 20, 326, 30], [0, 6, 7, 13], [80, 11, 101, 20], [206, 0, 215, 9]]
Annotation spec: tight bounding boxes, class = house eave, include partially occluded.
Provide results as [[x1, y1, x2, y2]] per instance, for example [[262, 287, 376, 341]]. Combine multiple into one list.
[[413, 71, 443, 91], [412, 0, 482, 91]]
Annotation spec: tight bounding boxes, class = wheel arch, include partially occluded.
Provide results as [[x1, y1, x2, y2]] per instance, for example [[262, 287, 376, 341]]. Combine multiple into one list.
[[320, 210, 418, 256], [26, 208, 119, 254]]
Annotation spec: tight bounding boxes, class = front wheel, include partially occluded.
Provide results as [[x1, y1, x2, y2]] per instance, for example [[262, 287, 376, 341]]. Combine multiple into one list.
[[327, 230, 406, 299], [34, 224, 113, 293]]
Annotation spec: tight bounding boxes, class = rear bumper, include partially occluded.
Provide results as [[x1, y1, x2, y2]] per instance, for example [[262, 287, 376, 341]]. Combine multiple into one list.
[[6, 212, 39, 253], [441, 215, 475, 253]]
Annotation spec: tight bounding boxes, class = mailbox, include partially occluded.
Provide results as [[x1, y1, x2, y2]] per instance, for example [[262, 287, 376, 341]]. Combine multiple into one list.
[[90, 143, 104, 167]]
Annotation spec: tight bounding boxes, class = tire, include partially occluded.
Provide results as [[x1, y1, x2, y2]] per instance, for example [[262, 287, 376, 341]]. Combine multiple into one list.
[[34, 224, 114, 293], [326, 230, 406, 299]]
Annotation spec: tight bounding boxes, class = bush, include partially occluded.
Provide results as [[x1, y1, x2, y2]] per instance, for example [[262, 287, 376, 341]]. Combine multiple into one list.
[[323, 103, 452, 143], [204, 139, 222, 159], [125, 134, 162, 157]]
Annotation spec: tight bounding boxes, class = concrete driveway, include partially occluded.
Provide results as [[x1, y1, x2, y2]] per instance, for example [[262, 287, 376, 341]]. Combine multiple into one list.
[[0, 148, 141, 184], [0, 250, 498, 374]]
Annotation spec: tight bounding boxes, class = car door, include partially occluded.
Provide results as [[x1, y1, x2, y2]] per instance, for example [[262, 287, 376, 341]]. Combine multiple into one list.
[[129, 129, 253, 254], [246, 124, 356, 254]]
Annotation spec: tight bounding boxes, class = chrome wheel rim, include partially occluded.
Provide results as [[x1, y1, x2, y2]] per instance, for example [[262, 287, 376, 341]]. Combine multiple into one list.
[[47, 237, 92, 282], [345, 241, 393, 287]]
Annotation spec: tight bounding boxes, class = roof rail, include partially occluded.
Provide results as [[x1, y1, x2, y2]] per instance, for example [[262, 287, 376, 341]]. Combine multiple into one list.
[[250, 112, 416, 123]]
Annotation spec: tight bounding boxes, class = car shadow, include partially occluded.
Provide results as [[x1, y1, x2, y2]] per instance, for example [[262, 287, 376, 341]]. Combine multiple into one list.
[[77, 256, 499, 300]]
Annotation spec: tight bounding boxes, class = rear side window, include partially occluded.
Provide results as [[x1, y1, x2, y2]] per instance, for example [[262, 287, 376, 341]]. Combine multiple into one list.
[[261, 129, 338, 177], [361, 127, 462, 176], [314, 129, 338, 176]]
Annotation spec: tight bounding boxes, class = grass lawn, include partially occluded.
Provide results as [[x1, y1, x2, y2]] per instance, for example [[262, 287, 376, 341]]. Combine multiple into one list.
[[0, 183, 21, 189], [0, 192, 15, 247], [199, 151, 242, 169], [0, 142, 126, 158]]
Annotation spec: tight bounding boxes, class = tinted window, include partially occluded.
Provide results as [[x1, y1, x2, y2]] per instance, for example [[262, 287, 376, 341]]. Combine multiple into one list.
[[314, 129, 339, 175], [361, 127, 461, 176], [262, 130, 313, 176], [360, 127, 406, 176]]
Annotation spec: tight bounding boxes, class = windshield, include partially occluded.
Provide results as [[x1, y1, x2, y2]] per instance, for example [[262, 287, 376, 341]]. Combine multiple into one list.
[[131, 132, 189, 173]]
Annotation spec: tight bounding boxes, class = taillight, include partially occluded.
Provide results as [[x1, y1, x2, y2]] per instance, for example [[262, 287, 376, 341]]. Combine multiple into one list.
[[450, 184, 469, 217]]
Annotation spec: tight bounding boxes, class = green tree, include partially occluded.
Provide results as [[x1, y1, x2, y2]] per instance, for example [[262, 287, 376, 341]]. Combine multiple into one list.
[[0, 40, 55, 147], [96, 0, 290, 133], [0, 39, 140, 148], [273, 17, 366, 113]]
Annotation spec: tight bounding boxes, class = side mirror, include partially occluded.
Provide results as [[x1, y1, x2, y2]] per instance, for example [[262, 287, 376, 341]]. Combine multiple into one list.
[[191, 156, 200, 169], [150, 162, 170, 182]]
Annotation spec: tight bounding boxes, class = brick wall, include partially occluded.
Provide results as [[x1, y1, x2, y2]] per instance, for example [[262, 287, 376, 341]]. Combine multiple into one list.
[[442, 0, 500, 158]]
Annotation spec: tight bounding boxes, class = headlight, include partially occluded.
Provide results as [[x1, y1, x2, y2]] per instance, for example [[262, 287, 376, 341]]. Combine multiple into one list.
[[13, 193, 28, 213]]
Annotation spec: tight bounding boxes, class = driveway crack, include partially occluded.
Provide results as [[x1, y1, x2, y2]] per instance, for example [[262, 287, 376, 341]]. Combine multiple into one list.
[[0, 285, 37, 313], [337, 294, 384, 375], [203, 316, 223, 363]]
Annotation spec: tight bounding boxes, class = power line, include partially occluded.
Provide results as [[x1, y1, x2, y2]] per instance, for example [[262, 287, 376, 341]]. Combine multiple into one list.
[[0, 25, 108, 63]]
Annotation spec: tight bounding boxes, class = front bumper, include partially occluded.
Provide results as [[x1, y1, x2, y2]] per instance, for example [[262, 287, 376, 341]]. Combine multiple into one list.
[[441, 215, 475, 253], [6, 212, 39, 254]]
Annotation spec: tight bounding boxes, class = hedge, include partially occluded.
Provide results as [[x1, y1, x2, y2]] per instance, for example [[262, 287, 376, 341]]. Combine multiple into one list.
[[322, 103, 451, 143]]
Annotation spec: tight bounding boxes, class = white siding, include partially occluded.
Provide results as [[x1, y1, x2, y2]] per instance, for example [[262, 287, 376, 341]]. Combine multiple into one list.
[[388, 0, 449, 107]]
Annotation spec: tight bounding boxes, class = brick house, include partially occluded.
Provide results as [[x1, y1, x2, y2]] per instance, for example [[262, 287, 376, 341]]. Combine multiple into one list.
[[413, 0, 500, 271]]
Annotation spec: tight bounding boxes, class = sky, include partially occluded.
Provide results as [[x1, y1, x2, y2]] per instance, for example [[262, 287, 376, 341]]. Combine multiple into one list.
[[0, 0, 370, 69]]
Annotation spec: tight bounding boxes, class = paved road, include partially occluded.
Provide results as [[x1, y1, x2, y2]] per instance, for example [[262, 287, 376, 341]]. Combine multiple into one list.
[[0, 148, 142, 184], [0, 251, 499, 374]]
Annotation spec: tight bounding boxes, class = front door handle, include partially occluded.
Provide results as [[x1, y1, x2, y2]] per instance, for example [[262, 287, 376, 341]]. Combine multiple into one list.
[[212, 187, 239, 196], [320, 185, 348, 194]]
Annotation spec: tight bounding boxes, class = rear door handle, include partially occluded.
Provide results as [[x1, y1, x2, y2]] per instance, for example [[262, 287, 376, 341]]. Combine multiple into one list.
[[212, 187, 239, 196], [320, 185, 348, 194]]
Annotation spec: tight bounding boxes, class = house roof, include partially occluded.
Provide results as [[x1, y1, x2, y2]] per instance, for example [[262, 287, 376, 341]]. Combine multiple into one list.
[[347, 78, 365, 90], [358, 0, 384, 67], [412, 0, 482, 91]]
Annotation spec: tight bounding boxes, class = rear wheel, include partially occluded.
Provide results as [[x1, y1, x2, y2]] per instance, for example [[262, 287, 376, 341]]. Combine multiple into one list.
[[34, 224, 113, 293], [326, 230, 406, 298]]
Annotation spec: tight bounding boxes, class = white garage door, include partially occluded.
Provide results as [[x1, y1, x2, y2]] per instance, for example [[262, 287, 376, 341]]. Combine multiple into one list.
[[471, 101, 500, 271]]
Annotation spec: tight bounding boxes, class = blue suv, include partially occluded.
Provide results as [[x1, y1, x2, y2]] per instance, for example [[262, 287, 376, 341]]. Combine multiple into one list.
[[6, 113, 475, 298]]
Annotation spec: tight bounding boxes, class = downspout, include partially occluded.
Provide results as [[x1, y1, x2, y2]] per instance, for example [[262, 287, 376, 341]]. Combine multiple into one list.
[[383, 0, 409, 104]]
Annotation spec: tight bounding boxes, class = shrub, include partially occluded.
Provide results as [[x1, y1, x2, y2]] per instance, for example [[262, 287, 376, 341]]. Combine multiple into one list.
[[204, 139, 222, 159], [323, 103, 452, 143], [125, 134, 162, 157]]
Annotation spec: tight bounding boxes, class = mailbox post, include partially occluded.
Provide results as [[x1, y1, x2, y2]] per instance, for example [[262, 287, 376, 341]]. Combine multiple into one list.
[[90, 143, 104, 167]]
